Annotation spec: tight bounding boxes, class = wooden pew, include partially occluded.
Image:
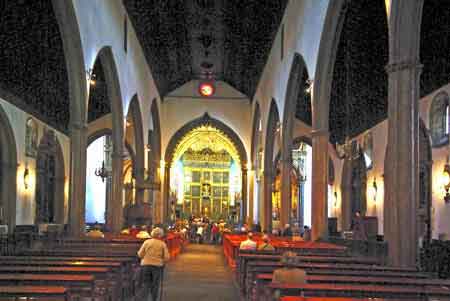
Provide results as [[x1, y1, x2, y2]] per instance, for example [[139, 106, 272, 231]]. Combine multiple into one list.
[[0, 266, 114, 300], [243, 261, 428, 298], [267, 283, 450, 299], [280, 296, 423, 301], [0, 255, 139, 297], [254, 273, 450, 300], [0, 285, 69, 301], [0, 274, 96, 300], [237, 253, 383, 291]]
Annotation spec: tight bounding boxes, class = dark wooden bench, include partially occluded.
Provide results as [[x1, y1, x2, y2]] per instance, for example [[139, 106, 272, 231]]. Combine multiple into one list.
[[237, 254, 383, 291], [0, 266, 115, 300], [254, 273, 450, 300], [0, 285, 69, 301], [0, 274, 97, 300], [0, 255, 139, 297], [280, 296, 423, 301], [267, 283, 450, 299], [243, 261, 428, 297]]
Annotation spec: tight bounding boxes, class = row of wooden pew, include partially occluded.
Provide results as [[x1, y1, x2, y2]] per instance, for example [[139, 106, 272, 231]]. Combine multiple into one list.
[[230, 235, 450, 301], [0, 232, 185, 300]]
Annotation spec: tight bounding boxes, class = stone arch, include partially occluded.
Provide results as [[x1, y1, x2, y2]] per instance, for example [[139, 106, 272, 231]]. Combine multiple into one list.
[[251, 102, 262, 167], [0, 104, 17, 232], [164, 113, 248, 222], [126, 95, 145, 184], [250, 102, 262, 224], [35, 130, 65, 224], [282, 53, 308, 161], [92, 46, 125, 233], [418, 118, 432, 245], [165, 113, 247, 166], [87, 129, 113, 147], [263, 99, 280, 231], [148, 100, 162, 181], [51, 0, 88, 126], [312, 0, 347, 131]]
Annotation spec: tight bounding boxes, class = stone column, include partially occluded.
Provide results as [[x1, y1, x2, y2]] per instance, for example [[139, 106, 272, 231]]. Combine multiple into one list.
[[263, 170, 273, 232], [248, 169, 255, 226], [240, 167, 248, 224], [109, 151, 124, 234], [384, 60, 421, 267], [384, 0, 423, 267], [280, 158, 292, 227], [162, 164, 170, 223], [68, 122, 87, 237], [297, 179, 305, 229], [134, 167, 145, 205], [311, 129, 329, 241]]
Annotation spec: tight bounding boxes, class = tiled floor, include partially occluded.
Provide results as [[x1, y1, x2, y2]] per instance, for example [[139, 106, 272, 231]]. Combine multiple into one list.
[[162, 244, 240, 301]]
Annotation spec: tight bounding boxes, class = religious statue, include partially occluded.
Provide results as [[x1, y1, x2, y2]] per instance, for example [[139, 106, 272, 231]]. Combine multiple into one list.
[[25, 118, 38, 157]]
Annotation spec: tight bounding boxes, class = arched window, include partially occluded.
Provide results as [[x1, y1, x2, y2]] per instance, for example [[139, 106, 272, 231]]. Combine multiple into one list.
[[430, 92, 449, 147]]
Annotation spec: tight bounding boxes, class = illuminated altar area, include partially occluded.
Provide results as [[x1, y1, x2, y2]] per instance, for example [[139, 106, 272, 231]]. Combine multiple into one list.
[[169, 125, 242, 221]]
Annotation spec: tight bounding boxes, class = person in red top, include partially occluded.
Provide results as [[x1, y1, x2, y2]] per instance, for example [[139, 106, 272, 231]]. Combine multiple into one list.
[[211, 223, 219, 244]]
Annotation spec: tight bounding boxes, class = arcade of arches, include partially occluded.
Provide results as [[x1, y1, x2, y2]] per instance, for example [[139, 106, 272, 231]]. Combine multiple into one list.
[[0, 0, 450, 285]]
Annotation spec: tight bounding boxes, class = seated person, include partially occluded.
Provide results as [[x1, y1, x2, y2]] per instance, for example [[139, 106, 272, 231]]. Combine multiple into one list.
[[272, 251, 307, 284], [136, 225, 151, 239], [257, 234, 275, 251], [239, 232, 257, 251], [86, 225, 104, 238], [302, 225, 311, 241], [282, 224, 292, 237], [120, 228, 130, 235], [291, 223, 303, 241]]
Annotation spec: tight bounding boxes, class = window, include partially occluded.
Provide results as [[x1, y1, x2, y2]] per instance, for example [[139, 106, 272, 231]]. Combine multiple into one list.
[[430, 92, 449, 147]]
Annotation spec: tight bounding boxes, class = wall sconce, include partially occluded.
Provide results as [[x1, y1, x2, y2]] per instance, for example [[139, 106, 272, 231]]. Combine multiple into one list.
[[23, 167, 29, 190], [443, 163, 450, 203], [371, 178, 378, 202], [333, 191, 338, 208]]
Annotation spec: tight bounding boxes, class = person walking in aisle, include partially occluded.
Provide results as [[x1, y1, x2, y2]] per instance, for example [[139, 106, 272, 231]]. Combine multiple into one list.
[[138, 227, 170, 301]]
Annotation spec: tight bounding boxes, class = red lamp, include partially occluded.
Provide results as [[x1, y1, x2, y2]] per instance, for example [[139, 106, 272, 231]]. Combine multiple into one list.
[[199, 82, 215, 97]]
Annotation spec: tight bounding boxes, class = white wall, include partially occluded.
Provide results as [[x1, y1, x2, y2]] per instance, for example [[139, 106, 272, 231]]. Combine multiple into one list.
[[72, 0, 161, 150], [253, 0, 329, 152], [329, 83, 450, 238], [162, 80, 252, 161], [0, 98, 70, 225]]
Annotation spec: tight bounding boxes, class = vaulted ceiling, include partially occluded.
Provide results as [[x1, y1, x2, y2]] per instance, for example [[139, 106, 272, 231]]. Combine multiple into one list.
[[123, 0, 288, 98]]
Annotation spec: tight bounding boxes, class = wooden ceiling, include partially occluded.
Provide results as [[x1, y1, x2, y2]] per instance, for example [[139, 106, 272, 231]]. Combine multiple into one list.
[[123, 0, 288, 98]]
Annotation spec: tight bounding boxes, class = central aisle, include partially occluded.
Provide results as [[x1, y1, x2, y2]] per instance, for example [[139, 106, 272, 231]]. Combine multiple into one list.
[[162, 244, 240, 301]]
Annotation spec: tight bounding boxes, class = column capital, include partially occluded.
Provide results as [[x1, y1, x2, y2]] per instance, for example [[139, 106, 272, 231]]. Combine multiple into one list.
[[311, 129, 329, 138], [385, 59, 423, 74], [111, 151, 126, 159], [70, 122, 88, 131]]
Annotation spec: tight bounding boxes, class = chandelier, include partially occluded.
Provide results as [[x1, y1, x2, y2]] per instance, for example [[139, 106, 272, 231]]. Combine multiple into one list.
[[95, 160, 109, 182], [95, 136, 112, 182]]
